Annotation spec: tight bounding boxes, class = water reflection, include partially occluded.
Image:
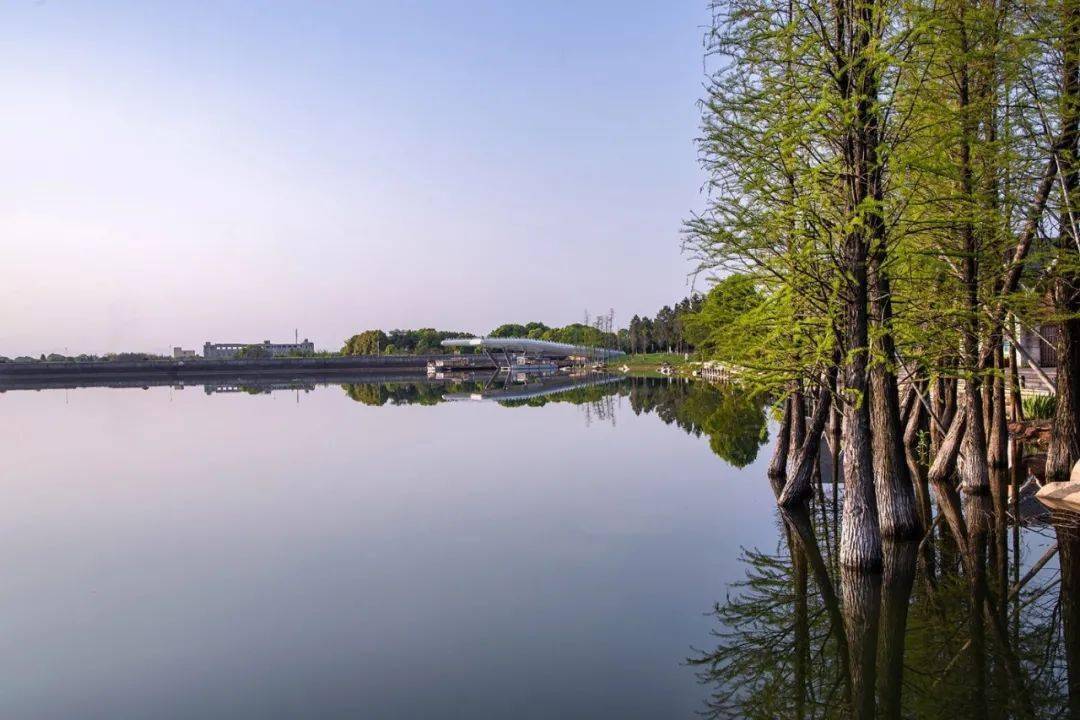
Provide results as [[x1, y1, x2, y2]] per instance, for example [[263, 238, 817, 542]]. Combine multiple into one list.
[[337, 374, 771, 466], [693, 473, 1079, 718]]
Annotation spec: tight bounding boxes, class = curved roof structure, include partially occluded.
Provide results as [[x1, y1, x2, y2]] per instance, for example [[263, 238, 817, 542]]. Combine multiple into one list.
[[440, 337, 625, 359]]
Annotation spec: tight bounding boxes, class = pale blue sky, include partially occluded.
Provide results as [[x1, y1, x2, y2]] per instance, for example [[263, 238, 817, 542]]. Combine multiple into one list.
[[1, 1, 709, 355]]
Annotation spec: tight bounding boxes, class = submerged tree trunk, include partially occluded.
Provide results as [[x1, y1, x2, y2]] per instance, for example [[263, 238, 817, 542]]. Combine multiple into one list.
[[967, 501, 991, 717], [877, 541, 917, 720], [1054, 510, 1080, 720], [841, 566, 882, 719], [793, 532, 809, 720]]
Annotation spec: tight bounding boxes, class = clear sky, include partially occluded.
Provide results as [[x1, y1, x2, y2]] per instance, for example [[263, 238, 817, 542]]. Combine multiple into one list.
[[1, 1, 710, 356]]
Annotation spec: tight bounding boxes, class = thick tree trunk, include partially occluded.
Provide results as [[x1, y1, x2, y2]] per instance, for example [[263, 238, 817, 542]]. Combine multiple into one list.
[[834, 0, 884, 572], [989, 344, 1010, 516], [1048, 0, 1080, 481], [957, 29, 992, 497], [990, 353, 1009, 453], [931, 375, 947, 455], [871, 365, 921, 537], [869, 249, 920, 539], [1048, 305, 1080, 480]]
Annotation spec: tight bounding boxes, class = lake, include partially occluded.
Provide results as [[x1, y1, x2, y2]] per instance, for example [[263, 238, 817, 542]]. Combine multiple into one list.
[[0, 374, 1069, 718]]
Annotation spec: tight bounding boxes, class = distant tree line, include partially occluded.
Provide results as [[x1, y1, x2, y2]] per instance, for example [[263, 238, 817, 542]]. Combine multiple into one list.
[[625, 295, 703, 354], [341, 301, 709, 358], [342, 328, 477, 356], [0, 352, 171, 363]]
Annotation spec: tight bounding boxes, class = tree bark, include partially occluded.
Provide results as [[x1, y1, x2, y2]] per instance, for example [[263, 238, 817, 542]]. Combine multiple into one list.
[[903, 382, 933, 532], [769, 396, 793, 480], [1048, 291, 1080, 480], [929, 411, 967, 485], [779, 375, 836, 506], [869, 238, 920, 539], [788, 383, 807, 478], [833, 0, 885, 571], [1048, 0, 1080, 481]]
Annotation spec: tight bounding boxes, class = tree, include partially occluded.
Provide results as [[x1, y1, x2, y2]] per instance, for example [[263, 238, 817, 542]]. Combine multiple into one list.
[[342, 330, 387, 356]]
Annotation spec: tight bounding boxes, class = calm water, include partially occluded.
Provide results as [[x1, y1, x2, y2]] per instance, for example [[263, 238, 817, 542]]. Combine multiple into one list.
[[0, 375, 1070, 718], [0, 376, 779, 719]]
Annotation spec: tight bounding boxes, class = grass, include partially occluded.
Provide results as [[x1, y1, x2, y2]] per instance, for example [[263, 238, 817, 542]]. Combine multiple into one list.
[[616, 352, 694, 374], [1023, 393, 1057, 420]]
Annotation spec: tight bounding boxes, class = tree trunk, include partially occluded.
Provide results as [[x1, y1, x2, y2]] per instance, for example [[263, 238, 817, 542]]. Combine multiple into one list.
[[1048, 0, 1080, 481], [957, 14, 992, 496], [779, 376, 836, 506], [1048, 299, 1080, 480], [834, 0, 885, 572], [788, 383, 807, 478], [869, 237, 920, 539], [929, 411, 967, 485], [1008, 335, 1024, 423], [769, 396, 793, 480], [903, 382, 933, 532]]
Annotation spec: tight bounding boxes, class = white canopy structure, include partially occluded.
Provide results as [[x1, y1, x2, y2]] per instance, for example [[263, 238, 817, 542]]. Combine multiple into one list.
[[440, 336, 625, 360], [442, 373, 624, 402]]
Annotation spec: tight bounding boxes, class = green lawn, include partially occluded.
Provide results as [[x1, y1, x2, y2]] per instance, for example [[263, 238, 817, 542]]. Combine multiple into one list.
[[618, 352, 693, 371]]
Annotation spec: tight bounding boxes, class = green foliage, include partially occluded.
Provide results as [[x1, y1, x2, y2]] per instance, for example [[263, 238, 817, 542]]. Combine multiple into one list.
[[341, 330, 389, 356], [489, 322, 552, 338], [683, 274, 764, 361], [1023, 393, 1058, 420], [234, 344, 271, 359]]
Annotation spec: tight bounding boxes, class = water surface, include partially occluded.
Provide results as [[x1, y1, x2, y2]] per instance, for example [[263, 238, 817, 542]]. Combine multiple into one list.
[[0, 376, 776, 719], [2, 375, 1069, 718]]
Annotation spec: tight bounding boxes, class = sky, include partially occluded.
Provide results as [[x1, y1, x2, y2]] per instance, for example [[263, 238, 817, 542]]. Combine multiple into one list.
[[1, 1, 711, 356]]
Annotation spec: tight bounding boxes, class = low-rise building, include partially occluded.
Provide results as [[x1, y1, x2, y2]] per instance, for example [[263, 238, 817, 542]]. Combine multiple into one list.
[[173, 347, 198, 359], [203, 339, 315, 360]]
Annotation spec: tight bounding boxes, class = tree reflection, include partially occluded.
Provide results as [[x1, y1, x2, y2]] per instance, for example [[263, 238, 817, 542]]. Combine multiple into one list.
[[627, 378, 770, 467], [338, 375, 772, 469], [694, 477, 1077, 718]]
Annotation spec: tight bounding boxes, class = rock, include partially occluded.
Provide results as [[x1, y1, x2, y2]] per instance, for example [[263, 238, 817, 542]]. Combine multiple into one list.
[[1037, 480, 1080, 511]]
